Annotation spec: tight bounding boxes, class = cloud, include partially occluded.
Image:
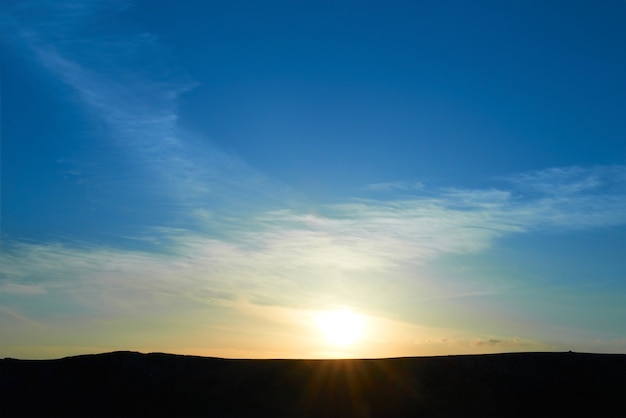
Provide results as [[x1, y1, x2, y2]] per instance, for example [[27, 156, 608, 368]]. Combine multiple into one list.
[[502, 166, 626, 230], [470, 337, 517, 347], [420, 336, 551, 352], [0, 283, 46, 295], [3, 0, 287, 218], [364, 180, 425, 192], [505, 165, 626, 196], [8, 1, 624, 248], [2, 163, 625, 318]]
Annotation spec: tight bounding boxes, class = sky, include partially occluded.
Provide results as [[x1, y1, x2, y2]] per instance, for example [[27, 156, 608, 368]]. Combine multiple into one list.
[[1, 0, 625, 359]]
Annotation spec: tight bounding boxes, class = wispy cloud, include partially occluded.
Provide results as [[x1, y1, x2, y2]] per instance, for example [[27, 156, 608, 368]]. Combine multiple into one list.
[[364, 180, 425, 192], [2, 164, 625, 316], [505, 165, 626, 196], [2, 0, 286, 220], [0, 283, 46, 295], [420, 336, 552, 353], [503, 165, 626, 230]]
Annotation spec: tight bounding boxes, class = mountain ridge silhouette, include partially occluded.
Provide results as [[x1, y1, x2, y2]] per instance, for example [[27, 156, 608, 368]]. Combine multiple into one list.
[[2, 351, 624, 417]]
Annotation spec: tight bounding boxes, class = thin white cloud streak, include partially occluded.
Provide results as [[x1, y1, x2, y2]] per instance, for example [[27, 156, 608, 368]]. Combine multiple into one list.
[[502, 165, 626, 229], [0, 283, 46, 295], [364, 180, 425, 192], [506, 165, 626, 196], [3, 1, 285, 213]]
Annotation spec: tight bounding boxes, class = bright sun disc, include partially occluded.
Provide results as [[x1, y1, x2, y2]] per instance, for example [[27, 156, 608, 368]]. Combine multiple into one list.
[[316, 309, 365, 347]]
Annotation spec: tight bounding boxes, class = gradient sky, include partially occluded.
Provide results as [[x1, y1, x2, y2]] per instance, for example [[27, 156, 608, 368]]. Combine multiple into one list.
[[1, 0, 626, 359]]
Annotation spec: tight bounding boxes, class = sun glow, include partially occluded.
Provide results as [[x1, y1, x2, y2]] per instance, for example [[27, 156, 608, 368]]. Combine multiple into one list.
[[315, 309, 365, 347]]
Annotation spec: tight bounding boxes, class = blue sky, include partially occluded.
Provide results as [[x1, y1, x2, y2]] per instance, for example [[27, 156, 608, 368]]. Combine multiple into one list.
[[1, 0, 625, 359]]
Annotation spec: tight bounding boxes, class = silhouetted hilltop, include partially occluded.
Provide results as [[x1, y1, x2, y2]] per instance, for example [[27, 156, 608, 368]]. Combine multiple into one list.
[[1, 351, 624, 417]]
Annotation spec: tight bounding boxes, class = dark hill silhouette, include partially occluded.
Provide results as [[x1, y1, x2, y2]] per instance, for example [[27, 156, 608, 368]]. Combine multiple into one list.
[[1, 351, 624, 417]]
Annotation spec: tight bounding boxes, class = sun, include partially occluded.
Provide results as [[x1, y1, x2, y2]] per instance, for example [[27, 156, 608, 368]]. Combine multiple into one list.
[[315, 308, 365, 347]]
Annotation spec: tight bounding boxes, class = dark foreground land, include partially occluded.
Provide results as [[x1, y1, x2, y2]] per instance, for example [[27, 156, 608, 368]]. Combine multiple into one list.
[[1, 351, 625, 417]]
